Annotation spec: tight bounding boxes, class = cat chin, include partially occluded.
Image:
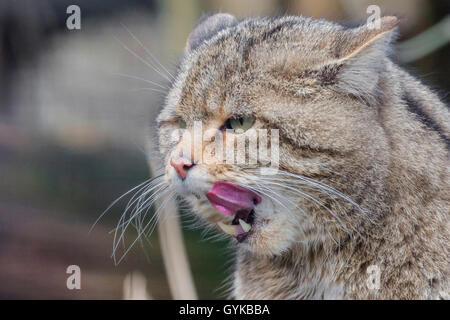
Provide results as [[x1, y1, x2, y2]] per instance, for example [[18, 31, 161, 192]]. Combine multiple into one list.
[[185, 193, 303, 256], [241, 212, 301, 256]]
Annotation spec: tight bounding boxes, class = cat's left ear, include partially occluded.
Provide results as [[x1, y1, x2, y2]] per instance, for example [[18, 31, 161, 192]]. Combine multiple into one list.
[[186, 13, 237, 52], [331, 16, 399, 101]]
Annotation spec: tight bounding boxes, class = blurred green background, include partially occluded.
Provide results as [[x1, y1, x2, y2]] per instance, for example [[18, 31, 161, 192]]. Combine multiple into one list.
[[0, 0, 448, 299]]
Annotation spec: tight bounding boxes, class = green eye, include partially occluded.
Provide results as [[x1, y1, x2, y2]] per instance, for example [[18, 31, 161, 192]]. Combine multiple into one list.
[[225, 116, 255, 132], [178, 118, 186, 129]]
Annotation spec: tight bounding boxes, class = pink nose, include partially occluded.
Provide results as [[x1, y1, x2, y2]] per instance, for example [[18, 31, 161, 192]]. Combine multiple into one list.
[[170, 157, 194, 180]]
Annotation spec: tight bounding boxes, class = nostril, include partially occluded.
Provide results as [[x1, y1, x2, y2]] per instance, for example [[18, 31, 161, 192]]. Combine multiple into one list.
[[170, 157, 194, 180]]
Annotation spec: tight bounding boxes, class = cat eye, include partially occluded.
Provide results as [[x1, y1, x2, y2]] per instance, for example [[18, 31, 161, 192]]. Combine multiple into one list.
[[223, 116, 255, 132], [178, 118, 187, 129]]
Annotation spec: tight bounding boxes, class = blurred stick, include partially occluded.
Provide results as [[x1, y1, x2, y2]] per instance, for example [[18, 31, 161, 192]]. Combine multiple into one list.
[[397, 16, 450, 63], [123, 270, 152, 300], [157, 196, 198, 299]]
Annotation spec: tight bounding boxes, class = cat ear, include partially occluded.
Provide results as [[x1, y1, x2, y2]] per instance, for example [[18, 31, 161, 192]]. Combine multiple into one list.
[[186, 13, 237, 52], [337, 16, 399, 62], [332, 16, 399, 102]]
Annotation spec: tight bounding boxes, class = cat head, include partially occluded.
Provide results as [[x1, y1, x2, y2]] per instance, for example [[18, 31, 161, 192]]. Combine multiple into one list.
[[157, 14, 398, 256]]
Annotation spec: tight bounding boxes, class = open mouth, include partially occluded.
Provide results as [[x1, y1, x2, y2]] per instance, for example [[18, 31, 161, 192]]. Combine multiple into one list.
[[205, 181, 261, 243]]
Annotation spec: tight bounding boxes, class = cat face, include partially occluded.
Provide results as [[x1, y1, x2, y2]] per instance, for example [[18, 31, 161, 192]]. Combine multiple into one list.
[[157, 15, 397, 256]]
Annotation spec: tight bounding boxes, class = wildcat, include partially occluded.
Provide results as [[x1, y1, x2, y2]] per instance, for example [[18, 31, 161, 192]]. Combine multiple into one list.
[[156, 14, 449, 299]]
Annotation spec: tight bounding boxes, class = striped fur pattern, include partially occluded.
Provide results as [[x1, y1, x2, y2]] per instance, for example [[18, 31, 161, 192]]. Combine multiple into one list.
[[156, 14, 449, 299]]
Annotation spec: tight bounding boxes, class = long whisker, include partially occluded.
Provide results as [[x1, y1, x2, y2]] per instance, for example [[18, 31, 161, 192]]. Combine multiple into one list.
[[130, 87, 167, 94], [112, 72, 167, 89], [90, 178, 152, 233], [120, 23, 175, 80], [117, 176, 165, 225], [240, 168, 367, 238], [132, 184, 170, 233], [271, 172, 376, 229], [112, 182, 167, 235], [144, 192, 178, 237], [257, 176, 349, 220], [276, 170, 365, 213], [246, 168, 365, 214], [259, 179, 354, 236], [112, 186, 171, 262], [114, 35, 172, 83], [249, 184, 306, 230], [112, 182, 167, 254], [113, 191, 175, 265], [241, 181, 300, 217], [103, 174, 165, 251]]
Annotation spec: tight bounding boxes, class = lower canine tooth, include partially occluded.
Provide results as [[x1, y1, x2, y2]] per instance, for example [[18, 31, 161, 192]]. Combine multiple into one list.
[[217, 222, 237, 236], [239, 219, 251, 232]]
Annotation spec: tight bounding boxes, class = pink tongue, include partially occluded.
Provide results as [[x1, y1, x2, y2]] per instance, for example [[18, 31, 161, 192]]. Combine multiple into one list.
[[206, 182, 261, 216]]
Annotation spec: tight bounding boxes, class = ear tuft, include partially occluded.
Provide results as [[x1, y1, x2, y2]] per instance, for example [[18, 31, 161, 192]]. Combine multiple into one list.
[[186, 13, 237, 52]]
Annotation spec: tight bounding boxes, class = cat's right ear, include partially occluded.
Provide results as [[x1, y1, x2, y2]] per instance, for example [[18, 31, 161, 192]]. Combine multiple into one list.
[[337, 16, 399, 62], [329, 16, 399, 103], [186, 13, 237, 52]]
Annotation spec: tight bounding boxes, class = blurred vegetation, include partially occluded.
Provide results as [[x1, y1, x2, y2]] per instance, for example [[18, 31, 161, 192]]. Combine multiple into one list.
[[0, 132, 231, 298]]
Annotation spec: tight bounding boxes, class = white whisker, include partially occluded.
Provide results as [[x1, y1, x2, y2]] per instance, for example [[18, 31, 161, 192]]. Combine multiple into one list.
[[112, 182, 168, 254], [112, 72, 167, 89], [90, 178, 153, 233], [120, 23, 175, 80], [130, 87, 167, 94], [113, 191, 175, 265], [114, 35, 172, 83]]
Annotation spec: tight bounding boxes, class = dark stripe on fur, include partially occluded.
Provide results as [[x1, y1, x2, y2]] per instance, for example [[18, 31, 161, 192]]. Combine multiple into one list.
[[404, 93, 450, 149], [262, 20, 297, 41]]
